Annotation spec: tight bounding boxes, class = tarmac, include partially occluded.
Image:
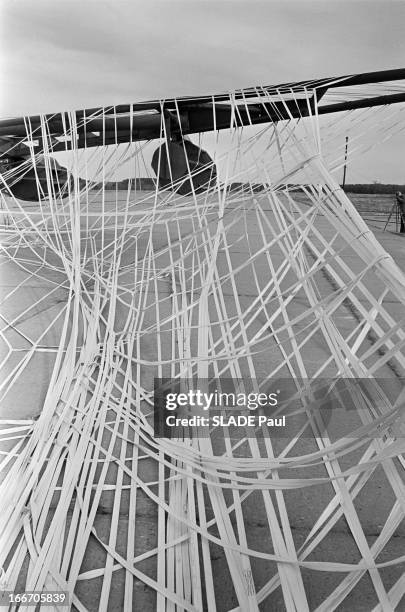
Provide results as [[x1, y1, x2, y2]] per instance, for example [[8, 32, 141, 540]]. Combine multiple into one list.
[[1, 191, 405, 611]]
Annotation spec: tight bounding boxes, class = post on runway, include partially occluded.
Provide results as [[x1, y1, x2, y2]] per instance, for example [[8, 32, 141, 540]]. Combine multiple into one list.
[[342, 136, 349, 189]]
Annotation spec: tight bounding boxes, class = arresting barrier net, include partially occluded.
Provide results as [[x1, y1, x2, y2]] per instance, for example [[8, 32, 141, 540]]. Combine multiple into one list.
[[1, 78, 405, 611]]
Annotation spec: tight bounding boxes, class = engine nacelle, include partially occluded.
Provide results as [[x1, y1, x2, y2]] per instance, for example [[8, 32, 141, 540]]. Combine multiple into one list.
[[151, 138, 217, 196], [0, 136, 78, 201], [0, 153, 73, 202]]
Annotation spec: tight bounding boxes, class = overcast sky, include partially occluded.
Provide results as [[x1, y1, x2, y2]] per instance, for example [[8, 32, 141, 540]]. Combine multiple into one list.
[[1, 0, 405, 182]]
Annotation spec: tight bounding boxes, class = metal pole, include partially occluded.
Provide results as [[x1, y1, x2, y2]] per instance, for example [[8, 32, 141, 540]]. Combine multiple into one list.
[[342, 136, 349, 188]]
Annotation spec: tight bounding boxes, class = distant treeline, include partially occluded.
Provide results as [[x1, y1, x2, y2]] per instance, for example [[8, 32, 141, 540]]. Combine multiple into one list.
[[103, 178, 155, 190], [343, 184, 405, 194], [101, 179, 405, 194], [226, 183, 266, 193], [102, 179, 266, 192]]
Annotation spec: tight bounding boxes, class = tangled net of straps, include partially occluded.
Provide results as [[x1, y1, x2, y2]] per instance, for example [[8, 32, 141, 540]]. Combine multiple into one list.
[[1, 80, 405, 611]]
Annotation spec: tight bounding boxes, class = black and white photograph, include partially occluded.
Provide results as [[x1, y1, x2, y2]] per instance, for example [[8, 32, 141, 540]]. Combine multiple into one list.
[[1, 1, 405, 610]]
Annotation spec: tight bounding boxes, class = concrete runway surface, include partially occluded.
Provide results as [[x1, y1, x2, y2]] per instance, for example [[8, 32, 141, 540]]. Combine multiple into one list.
[[1, 189, 405, 611]]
